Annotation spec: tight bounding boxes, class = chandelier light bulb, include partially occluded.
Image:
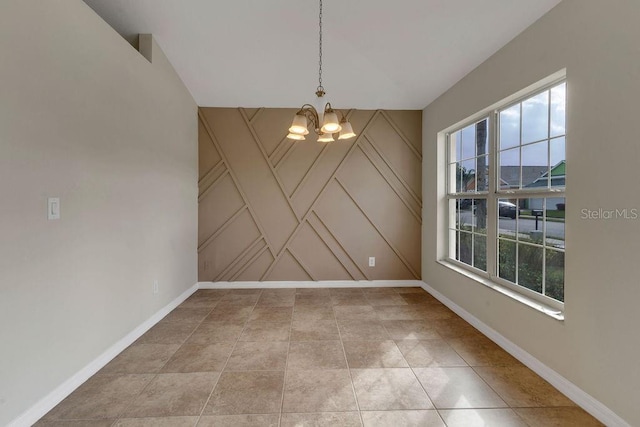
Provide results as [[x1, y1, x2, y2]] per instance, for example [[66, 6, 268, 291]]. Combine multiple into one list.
[[321, 111, 342, 133], [289, 114, 309, 135], [317, 133, 334, 142]]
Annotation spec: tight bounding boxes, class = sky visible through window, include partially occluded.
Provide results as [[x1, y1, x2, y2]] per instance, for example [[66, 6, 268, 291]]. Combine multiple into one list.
[[499, 83, 566, 167]]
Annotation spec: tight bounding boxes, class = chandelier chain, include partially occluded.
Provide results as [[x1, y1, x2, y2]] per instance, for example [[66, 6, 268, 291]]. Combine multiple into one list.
[[287, 0, 355, 142], [317, 0, 323, 93]]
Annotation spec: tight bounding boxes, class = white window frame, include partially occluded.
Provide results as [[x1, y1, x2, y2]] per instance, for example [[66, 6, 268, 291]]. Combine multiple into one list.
[[446, 117, 490, 274], [443, 76, 566, 317]]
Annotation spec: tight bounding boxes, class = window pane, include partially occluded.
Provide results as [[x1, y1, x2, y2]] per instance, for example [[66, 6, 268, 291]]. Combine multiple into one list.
[[476, 155, 489, 192], [498, 198, 518, 220], [473, 234, 487, 271], [454, 162, 463, 193], [498, 198, 518, 240], [518, 243, 543, 293], [550, 83, 566, 138], [500, 104, 520, 150], [473, 199, 487, 234], [498, 239, 516, 282], [499, 147, 520, 189], [455, 199, 463, 228], [498, 221, 516, 240], [475, 119, 489, 158], [550, 137, 566, 187], [522, 141, 548, 188], [449, 199, 458, 229], [458, 199, 470, 228], [519, 198, 545, 242], [550, 136, 565, 162], [545, 197, 565, 249], [457, 159, 475, 192], [522, 91, 549, 144], [545, 249, 565, 302], [450, 130, 462, 163], [522, 140, 548, 167], [461, 124, 476, 160], [459, 231, 472, 265]]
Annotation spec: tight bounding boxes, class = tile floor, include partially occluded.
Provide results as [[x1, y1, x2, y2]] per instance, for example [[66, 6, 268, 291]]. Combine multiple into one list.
[[38, 287, 603, 426]]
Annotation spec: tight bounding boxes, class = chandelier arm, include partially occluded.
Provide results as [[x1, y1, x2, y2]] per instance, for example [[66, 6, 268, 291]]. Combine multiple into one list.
[[297, 104, 317, 114], [297, 105, 320, 133]]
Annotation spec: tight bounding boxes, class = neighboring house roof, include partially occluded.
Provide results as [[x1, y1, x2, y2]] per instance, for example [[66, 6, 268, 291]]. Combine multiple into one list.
[[500, 166, 548, 187], [525, 161, 566, 188], [549, 160, 566, 177], [465, 161, 566, 190], [526, 176, 566, 188]]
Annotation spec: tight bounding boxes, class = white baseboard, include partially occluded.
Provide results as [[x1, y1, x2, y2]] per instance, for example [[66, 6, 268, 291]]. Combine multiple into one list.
[[9, 283, 199, 427], [11, 280, 418, 426], [198, 280, 423, 289], [421, 281, 629, 427], [17, 279, 625, 427]]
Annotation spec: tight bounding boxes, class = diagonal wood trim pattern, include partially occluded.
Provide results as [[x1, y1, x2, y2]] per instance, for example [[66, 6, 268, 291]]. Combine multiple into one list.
[[198, 107, 422, 281]]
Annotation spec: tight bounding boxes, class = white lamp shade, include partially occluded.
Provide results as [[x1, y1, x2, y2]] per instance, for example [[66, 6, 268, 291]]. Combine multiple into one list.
[[321, 111, 342, 133], [317, 133, 334, 142], [338, 121, 356, 139], [289, 114, 309, 135], [287, 132, 306, 140]]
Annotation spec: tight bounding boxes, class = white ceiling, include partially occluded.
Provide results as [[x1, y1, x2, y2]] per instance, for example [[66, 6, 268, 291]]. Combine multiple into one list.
[[83, 0, 561, 110]]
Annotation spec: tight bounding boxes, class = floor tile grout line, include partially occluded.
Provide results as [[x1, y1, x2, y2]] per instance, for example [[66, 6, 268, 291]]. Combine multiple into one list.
[[277, 299, 296, 427], [377, 313, 461, 417], [45, 288, 594, 425], [392, 292, 518, 421], [377, 288, 446, 421], [109, 291, 227, 425], [468, 363, 520, 411], [394, 296, 577, 416], [48, 292, 227, 424], [471, 361, 581, 410], [195, 289, 263, 424], [333, 302, 366, 426], [163, 297, 221, 426]]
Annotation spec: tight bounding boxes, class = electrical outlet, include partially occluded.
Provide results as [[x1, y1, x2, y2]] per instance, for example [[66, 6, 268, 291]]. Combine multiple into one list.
[[368, 257, 376, 267], [153, 280, 159, 294], [48, 197, 60, 220]]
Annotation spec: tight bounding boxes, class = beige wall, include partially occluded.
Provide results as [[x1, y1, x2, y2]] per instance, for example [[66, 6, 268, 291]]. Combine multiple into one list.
[[0, 1, 197, 425], [198, 108, 422, 281], [422, 0, 640, 425]]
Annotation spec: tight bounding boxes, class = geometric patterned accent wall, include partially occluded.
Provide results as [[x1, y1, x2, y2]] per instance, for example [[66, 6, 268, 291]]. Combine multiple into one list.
[[198, 107, 422, 281]]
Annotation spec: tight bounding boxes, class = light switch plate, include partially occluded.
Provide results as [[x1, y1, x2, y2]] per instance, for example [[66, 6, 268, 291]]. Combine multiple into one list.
[[48, 197, 60, 220]]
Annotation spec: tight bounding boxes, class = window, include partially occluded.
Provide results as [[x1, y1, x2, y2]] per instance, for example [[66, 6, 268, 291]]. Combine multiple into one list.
[[446, 80, 566, 310], [448, 118, 489, 272]]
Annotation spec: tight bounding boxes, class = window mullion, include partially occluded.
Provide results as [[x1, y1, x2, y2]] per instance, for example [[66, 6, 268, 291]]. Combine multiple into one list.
[[486, 112, 498, 279]]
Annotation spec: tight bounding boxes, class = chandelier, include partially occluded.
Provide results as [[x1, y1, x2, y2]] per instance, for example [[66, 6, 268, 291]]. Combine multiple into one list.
[[287, 0, 356, 142]]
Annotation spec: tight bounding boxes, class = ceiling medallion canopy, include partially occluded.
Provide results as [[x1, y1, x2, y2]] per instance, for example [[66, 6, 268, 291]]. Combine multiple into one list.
[[287, 0, 356, 142]]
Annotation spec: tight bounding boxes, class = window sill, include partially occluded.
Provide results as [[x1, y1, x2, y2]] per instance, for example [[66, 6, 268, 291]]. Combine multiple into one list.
[[437, 260, 565, 321]]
